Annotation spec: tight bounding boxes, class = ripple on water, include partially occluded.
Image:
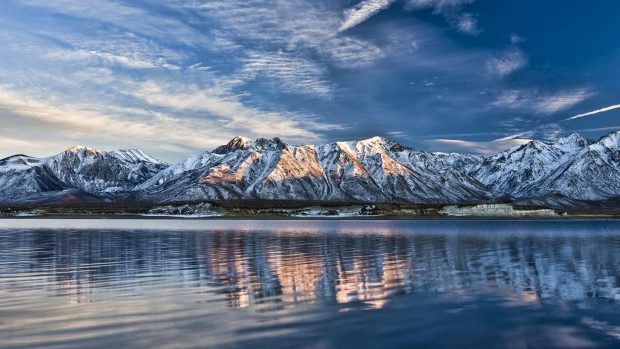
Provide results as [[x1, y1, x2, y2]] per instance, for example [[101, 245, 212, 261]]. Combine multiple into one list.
[[0, 219, 620, 348]]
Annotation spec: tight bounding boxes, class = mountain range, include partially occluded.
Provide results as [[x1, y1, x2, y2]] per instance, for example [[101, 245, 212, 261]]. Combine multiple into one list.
[[2, 131, 620, 208]]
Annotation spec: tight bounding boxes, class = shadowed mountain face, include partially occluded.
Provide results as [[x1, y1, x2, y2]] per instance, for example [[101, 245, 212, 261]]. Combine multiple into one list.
[[2, 131, 620, 205], [137, 136, 490, 203], [46, 147, 169, 194], [0, 147, 168, 204]]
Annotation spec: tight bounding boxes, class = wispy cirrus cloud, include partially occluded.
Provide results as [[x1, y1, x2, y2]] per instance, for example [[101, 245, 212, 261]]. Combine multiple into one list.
[[430, 137, 531, 155], [486, 47, 527, 78], [492, 88, 594, 115], [189, 0, 387, 69], [493, 131, 534, 142], [534, 89, 594, 114], [320, 37, 385, 68], [45, 48, 181, 70], [339, 0, 397, 32], [127, 81, 341, 141], [17, 0, 209, 48], [239, 52, 334, 97], [0, 84, 217, 153], [405, 0, 480, 34], [4, 0, 616, 161], [0, 79, 339, 159], [565, 104, 620, 121]]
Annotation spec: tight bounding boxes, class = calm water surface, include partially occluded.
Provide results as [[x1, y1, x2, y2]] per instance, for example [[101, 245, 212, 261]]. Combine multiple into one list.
[[1, 219, 620, 348]]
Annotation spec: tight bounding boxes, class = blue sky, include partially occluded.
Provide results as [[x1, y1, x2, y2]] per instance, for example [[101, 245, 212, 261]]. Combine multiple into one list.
[[0, 0, 619, 161]]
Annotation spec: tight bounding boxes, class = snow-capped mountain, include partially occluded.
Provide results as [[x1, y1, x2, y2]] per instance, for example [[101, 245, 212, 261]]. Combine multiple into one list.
[[0, 155, 66, 202], [468, 133, 589, 197], [139, 136, 491, 203], [0, 147, 167, 203], [3, 131, 620, 206], [521, 131, 620, 200], [46, 146, 168, 194]]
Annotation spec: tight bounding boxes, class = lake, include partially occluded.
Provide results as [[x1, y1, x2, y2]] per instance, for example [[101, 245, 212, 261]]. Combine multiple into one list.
[[1, 219, 620, 348]]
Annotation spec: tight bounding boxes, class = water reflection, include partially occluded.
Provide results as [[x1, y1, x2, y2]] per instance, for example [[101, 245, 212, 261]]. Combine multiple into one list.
[[1, 221, 619, 311]]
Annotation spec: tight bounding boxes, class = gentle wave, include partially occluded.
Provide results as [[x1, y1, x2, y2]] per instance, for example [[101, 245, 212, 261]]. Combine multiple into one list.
[[1, 220, 620, 348]]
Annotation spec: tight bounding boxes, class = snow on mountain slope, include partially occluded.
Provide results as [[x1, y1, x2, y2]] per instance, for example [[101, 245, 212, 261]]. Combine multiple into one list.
[[212, 136, 288, 154], [140, 139, 292, 201], [0, 154, 43, 173], [314, 136, 489, 202], [110, 148, 164, 165], [136, 151, 222, 189], [432, 152, 482, 173], [140, 136, 492, 203], [138, 137, 290, 192], [0, 147, 167, 203], [523, 131, 620, 200], [3, 132, 620, 205], [0, 155, 67, 202], [468, 133, 589, 197], [45, 146, 168, 193]]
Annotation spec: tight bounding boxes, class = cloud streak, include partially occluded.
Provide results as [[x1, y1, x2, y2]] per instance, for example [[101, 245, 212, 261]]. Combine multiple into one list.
[[431, 138, 531, 155], [565, 104, 620, 121], [239, 52, 333, 97], [0, 79, 340, 160], [127, 81, 341, 141], [491, 88, 594, 115], [339, 0, 396, 32]]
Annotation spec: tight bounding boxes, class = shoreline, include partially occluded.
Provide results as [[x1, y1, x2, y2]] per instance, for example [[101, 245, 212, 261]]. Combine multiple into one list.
[[1, 214, 620, 220], [2, 201, 619, 220]]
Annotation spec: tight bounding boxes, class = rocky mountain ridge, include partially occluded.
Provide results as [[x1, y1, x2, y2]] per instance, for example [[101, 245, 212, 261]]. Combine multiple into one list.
[[1, 132, 620, 207]]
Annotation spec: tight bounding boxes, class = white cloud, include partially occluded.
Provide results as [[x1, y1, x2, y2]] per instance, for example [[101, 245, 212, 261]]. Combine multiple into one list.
[[0, 85, 216, 150], [493, 131, 533, 142], [431, 137, 531, 155], [0, 135, 62, 157], [186, 0, 386, 69], [45, 48, 181, 70], [405, 0, 474, 12], [127, 81, 340, 141], [339, 0, 397, 32], [405, 0, 479, 34], [321, 37, 385, 68], [486, 48, 527, 78], [492, 88, 594, 115], [18, 0, 207, 48], [0, 0, 354, 159], [534, 89, 593, 114], [456, 13, 481, 35], [565, 104, 620, 121], [0, 81, 339, 160], [240, 52, 333, 97]]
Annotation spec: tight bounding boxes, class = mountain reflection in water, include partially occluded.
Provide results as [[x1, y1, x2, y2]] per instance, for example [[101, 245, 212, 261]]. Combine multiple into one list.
[[1, 219, 620, 348]]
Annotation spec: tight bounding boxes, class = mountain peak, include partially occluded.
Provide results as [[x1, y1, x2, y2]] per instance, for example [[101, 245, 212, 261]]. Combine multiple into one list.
[[213, 136, 288, 154], [213, 136, 253, 154], [359, 136, 390, 144], [0, 154, 42, 172], [65, 145, 100, 154], [110, 149, 165, 164], [556, 133, 588, 147], [357, 136, 410, 152], [596, 130, 620, 149], [253, 137, 288, 151]]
